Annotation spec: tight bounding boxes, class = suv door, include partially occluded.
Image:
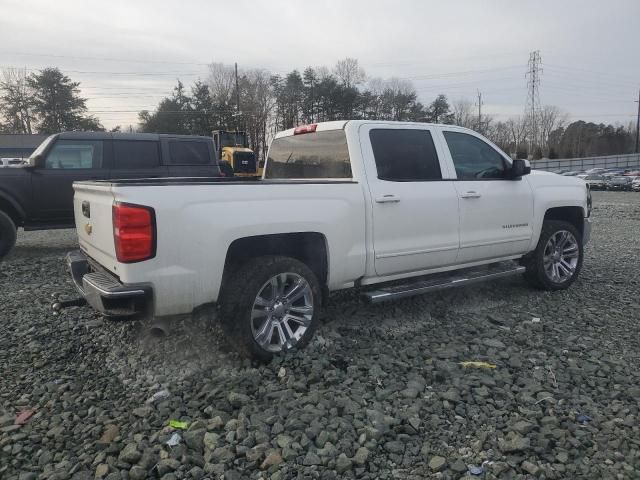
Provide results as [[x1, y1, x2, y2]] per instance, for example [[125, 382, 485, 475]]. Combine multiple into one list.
[[440, 129, 533, 263], [359, 124, 460, 276], [31, 139, 109, 225], [163, 138, 217, 177], [111, 140, 167, 179]]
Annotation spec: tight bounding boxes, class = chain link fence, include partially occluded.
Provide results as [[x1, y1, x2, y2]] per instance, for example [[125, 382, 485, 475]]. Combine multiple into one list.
[[531, 153, 640, 172]]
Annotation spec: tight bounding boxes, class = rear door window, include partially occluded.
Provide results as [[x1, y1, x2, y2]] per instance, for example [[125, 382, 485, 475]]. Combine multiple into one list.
[[169, 140, 211, 165], [265, 130, 351, 179], [113, 140, 160, 169], [369, 129, 442, 181], [45, 140, 103, 169]]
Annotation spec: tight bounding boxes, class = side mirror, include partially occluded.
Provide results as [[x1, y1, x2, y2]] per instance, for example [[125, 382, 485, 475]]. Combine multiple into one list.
[[510, 158, 531, 178], [28, 154, 45, 169]]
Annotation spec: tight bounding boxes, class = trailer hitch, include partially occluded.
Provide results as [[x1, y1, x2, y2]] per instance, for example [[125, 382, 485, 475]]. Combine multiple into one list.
[[51, 293, 87, 315]]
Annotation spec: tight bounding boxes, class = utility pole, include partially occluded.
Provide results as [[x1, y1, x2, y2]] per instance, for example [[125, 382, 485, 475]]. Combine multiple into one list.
[[234, 62, 241, 135], [525, 51, 543, 155], [635, 88, 639, 153], [476, 90, 483, 133]]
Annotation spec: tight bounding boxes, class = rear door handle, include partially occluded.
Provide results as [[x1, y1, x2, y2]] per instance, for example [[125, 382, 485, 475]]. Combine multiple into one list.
[[461, 191, 481, 199], [375, 195, 401, 203]]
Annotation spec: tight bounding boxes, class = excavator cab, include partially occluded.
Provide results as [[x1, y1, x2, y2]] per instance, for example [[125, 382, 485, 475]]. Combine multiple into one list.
[[212, 130, 260, 177]]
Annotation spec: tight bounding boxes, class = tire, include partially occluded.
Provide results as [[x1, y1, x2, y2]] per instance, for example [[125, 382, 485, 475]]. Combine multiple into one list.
[[219, 256, 322, 362], [523, 220, 584, 291], [0, 210, 17, 259]]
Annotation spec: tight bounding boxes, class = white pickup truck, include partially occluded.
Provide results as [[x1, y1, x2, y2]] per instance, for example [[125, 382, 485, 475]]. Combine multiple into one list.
[[65, 121, 592, 360]]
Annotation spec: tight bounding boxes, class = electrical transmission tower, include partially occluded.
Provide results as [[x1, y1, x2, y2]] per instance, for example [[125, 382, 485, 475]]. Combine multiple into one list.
[[525, 50, 543, 154]]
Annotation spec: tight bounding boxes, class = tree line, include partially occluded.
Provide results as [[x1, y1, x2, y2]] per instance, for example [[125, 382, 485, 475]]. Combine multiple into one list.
[[1, 61, 637, 160], [0, 68, 102, 134]]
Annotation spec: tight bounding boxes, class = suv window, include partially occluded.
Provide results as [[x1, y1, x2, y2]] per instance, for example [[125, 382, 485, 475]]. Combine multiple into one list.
[[443, 131, 506, 180], [169, 140, 210, 165], [265, 130, 352, 179], [369, 129, 442, 181], [45, 140, 103, 169], [113, 140, 160, 169]]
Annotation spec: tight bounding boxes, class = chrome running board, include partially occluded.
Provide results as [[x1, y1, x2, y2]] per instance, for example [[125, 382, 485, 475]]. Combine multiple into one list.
[[363, 261, 525, 304]]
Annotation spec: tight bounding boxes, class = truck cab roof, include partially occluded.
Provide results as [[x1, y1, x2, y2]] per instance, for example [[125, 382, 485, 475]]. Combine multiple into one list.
[[54, 132, 215, 142]]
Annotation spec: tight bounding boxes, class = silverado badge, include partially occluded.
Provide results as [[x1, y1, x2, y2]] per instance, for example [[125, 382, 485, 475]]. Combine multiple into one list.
[[84, 223, 93, 235]]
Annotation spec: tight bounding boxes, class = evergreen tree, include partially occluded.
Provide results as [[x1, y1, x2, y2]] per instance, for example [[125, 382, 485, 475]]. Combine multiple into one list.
[[27, 67, 102, 133]]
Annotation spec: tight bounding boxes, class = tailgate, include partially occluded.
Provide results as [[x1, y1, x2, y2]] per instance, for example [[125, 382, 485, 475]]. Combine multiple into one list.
[[73, 182, 119, 274]]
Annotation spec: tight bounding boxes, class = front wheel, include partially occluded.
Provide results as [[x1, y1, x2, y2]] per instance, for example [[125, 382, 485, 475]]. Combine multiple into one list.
[[523, 220, 584, 290], [220, 256, 322, 361], [0, 210, 17, 259]]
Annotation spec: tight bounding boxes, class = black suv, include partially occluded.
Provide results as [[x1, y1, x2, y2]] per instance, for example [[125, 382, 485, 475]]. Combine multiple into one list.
[[0, 132, 223, 257]]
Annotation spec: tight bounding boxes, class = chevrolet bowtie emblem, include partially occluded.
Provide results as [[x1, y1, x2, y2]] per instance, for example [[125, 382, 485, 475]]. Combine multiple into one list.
[[84, 223, 93, 235]]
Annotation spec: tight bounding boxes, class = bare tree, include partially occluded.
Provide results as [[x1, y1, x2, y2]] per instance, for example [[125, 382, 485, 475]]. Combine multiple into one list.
[[0, 68, 34, 133], [507, 116, 528, 155], [538, 105, 568, 151], [452, 98, 475, 129], [207, 63, 236, 105], [333, 58, 365, 88]]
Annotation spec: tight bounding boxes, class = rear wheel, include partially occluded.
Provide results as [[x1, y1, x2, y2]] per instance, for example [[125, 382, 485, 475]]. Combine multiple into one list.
[[523, 220, 583, 290], [220, 256, 322, 361], [0, 211, 17, 259]]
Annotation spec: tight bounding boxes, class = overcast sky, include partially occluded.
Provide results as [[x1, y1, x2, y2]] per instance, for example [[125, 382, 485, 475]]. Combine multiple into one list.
[[1, 0, 638, 129]]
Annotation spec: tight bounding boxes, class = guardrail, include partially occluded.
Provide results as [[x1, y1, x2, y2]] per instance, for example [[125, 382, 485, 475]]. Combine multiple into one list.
[[531, 153, 640, 171]]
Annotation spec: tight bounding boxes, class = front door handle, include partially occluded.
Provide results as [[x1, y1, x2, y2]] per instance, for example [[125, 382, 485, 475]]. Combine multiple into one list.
[[461, 191, 481, 199], [375, 194, 401, 203]]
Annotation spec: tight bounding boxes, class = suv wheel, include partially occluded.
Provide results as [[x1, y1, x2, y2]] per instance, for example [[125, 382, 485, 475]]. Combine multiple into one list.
[[220, 256, 322, 361], [0, 211, 17, 259], [523, 220, 584, 290]]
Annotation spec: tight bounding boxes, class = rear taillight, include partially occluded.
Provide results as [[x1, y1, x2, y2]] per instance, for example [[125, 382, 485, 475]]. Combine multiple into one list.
[[293, 124, 317, 135], [112, 203, 156, 263]]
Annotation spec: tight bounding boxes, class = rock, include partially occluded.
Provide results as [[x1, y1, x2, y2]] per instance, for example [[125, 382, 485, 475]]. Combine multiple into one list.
[[260, 451, 283, 470], [521, 461, 540, 475], [512, 420, 535, 435], [188, 466, 204, 480], [500, 432, 530, 453], [95, 464, 109, 478], [183, 430, 205, 452], [384, 441, 404, 454], [118, 443, 141, 464], [303, 451, 322, 466], [128, 466, 147, 480], [336, 453, 352, 473], [132, 406, 152, 418], [483, 338, 506, 349], [556, 451, 569, 464], [441, 388, 461, 403], [157, 459, 180, 476], [429, 456, 447, 472], [203, 432, 220, 451], [19, 474, 37, 480], [227, 392, 250, 407], [276, 434, 293, 449], [99, 425, 119, 443], [353, 447, 369, 465], [451, 459, 467, 473]]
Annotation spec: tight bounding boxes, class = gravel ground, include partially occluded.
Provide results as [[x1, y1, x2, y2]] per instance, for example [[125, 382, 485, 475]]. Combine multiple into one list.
[[1, 191, 639, 480]]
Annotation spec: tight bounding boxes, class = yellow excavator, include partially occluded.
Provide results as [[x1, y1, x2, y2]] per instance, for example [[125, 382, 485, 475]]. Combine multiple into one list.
[[212, 130, 262, 178]]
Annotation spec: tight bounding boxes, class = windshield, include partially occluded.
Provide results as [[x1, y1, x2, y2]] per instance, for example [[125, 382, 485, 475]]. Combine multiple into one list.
[[612, 176, 629, 183], [585, 175, 604, 180], [219, 131, 247, 148]]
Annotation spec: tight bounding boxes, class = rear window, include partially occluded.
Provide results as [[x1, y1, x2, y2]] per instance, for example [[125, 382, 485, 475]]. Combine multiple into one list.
[[169, 140, 211, 165], [113, 140, 160, 169], [265, 130, 351, 179]]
